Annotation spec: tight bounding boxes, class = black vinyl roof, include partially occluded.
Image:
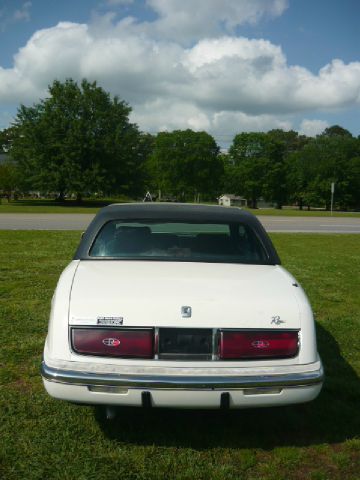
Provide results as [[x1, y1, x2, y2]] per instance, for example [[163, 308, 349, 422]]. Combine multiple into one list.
[[94, 202, 255, 221], [74, 203, 281, 264]]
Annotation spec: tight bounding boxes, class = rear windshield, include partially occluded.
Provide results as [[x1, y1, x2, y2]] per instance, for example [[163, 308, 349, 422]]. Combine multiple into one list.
[[89, 220, 271, 264]]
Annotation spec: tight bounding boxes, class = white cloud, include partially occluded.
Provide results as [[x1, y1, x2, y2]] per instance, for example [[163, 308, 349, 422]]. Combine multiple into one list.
[[0, 1, 32, 31], [179, 38, 360, 114], [105, 0, 134, 6], [145, 0, 288, 42], [0, 5, 359, 139], [211, 111, 292, 134], [299, 119, 329, 137], [131, 99, 211, 132], [131, 101, 292, 145], [13, 1, 32, 22]]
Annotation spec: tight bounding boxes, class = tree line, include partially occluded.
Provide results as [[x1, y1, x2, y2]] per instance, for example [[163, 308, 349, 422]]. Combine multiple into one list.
[[0, 78, 359, 209]]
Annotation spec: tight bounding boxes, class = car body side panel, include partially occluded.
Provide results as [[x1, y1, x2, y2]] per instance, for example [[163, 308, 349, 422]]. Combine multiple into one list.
[[45, 260, 79, 359], [276, 266, 318, 363]]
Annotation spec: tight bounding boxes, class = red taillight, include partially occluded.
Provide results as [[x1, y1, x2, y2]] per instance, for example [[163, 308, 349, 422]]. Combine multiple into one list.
[[71, 328, 154, 358], [219, 330, 299, 360]]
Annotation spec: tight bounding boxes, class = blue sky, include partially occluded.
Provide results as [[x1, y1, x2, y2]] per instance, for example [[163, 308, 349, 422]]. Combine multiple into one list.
[[0, 0, 359, 144]]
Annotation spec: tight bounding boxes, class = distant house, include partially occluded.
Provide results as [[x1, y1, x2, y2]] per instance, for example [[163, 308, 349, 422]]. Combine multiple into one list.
[[218, 194, 247, 207]]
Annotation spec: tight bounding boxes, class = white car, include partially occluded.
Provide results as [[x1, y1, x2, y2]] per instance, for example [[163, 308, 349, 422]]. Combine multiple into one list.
[[42, 203, 323, 413]]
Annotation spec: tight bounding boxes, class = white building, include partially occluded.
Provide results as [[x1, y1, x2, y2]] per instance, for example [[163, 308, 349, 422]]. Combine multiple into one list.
[[218, 194, 247, 207]]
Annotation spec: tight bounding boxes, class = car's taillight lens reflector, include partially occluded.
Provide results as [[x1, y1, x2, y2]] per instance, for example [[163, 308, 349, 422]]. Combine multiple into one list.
[[71, 328, 154, 358], [219, 331, 299, 359]]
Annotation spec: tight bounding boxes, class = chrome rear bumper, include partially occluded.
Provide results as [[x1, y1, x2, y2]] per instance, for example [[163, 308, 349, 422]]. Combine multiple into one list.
[[41, 361, 324, 390]]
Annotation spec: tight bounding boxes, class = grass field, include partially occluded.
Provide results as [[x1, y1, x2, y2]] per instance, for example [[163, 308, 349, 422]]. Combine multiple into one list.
[[0, 199, 121, 214], [248, 208, 360, 217], [1, 199, 360, 217], [0, 232, 359, 480]]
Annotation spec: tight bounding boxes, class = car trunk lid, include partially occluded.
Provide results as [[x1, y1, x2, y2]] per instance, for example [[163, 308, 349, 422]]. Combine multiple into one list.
[[69, 261, 300, 329]]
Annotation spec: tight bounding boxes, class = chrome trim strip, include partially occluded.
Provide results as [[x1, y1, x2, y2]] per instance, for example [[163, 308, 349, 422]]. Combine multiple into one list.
[[154, 327, 159, 360], [41, 361, 324, 390], [212, 328, 219, 361]]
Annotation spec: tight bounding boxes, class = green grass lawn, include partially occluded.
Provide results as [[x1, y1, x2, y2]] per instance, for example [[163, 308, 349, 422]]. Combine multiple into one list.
[[0, 232, 359, 480], [1, 199, 360, 217], [0, 198, 130, 214], [249, 208, 360, 218]]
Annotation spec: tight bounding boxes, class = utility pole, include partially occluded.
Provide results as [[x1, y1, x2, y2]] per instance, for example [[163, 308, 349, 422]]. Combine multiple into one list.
[[330, 182, 335, 216]]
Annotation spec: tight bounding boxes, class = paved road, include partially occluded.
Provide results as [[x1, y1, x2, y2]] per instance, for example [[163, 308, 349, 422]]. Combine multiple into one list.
[[257, 216, 360, 233], [0, 214, 95, 231], [0, 213, 360, 233]]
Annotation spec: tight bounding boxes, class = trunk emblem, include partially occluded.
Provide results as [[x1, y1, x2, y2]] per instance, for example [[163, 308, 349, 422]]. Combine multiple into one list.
[[181, 306, 192, 318], [271, 315, 285, 325], [102, 338, 121, 347], [251, 340, 270, 349]]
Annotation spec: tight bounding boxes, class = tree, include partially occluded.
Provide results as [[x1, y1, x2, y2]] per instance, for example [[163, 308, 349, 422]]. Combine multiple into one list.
[[287, 135, 360, 210], [228, 132, 290, 208], [0, 161, 20, 200], [10, 79, 150, 200], [267, 129, 309, 154], [321, 125, 353, 138], [345, 156, 360, 209], [227, 133, 266, 208], [0, 127, 16, 153], [125, 132, 155, 197], [147, 129, 222, 200], [261, 130, 309, 209]]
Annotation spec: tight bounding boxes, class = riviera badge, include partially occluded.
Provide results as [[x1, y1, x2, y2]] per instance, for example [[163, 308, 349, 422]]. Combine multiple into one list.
[[271, 315, 285, 325]]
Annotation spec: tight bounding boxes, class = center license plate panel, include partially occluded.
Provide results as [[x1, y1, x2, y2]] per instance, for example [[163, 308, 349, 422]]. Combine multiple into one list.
[[158, 328, 213, 360]]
